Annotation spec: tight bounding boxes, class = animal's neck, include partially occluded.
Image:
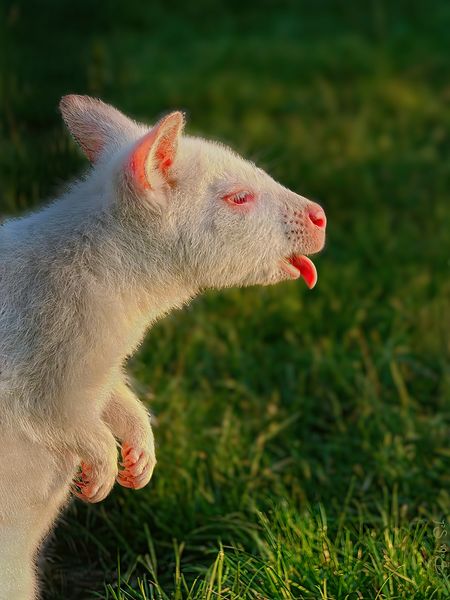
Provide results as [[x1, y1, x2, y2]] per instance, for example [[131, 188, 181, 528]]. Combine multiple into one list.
[[63, 187, 196, 361]]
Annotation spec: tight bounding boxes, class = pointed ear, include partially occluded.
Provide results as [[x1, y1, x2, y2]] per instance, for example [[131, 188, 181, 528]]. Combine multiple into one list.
[[59, 95, 135, 162], [125, 111, 185, 191]]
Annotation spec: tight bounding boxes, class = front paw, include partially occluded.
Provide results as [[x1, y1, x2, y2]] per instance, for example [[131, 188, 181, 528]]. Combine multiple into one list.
[[71, 455, 118, 503], [117, 441, 156, 490]]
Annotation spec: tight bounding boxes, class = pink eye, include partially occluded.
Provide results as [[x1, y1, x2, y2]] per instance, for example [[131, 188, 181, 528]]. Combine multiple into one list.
[[223, 191, 255, 206]]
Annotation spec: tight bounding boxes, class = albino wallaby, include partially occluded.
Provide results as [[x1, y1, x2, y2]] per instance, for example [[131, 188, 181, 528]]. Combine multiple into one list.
[[0, 95, 326, 599]]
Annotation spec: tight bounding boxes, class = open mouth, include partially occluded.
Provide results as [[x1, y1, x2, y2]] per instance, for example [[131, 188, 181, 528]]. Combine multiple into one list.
[[279, 255, 318, 289]]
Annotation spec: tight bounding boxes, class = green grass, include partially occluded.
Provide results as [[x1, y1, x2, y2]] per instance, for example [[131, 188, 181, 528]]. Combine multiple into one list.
[[1, 1, 450, 598]]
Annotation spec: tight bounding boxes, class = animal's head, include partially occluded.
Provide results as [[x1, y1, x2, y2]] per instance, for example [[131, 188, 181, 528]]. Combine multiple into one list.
[[60, 95, 326, 290]]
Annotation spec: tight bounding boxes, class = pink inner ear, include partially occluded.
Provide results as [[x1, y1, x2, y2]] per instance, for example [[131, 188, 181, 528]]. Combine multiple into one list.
[[128, 129, 158, 190], [127, 125, 177, 190], [156, 137, 174, 176]]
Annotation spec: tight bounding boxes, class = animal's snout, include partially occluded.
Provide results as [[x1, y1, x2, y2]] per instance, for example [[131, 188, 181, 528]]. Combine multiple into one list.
[[307, 202, 326, 230], [283, 198, 326, 255]]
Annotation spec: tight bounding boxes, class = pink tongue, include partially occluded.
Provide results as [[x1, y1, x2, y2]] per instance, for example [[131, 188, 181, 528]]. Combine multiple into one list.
[[289, 255, 318, 289]]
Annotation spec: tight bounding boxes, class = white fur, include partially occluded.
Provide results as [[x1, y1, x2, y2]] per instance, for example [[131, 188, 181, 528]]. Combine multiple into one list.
[[0, 96, 325, 598]]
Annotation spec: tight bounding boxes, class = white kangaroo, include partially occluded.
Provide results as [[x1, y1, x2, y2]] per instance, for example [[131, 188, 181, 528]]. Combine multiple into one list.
[[0, 95, 326, 599]]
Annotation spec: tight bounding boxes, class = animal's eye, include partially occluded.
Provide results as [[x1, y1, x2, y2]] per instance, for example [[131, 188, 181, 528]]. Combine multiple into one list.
[[223, 191, 255, 206]]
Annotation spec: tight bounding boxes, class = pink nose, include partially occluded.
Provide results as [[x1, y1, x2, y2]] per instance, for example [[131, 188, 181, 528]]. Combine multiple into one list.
[[307, 203, 327, 229]]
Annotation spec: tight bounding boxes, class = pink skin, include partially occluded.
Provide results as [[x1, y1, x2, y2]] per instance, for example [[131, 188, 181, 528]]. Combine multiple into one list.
[[127, 112, 182, 191], [308, 205, 327, 229], [127, 130, 156, 190], [222, 190, 255, 211], [279, 202, 326, 288], [289, 255, 318, 288], [71, 441, 153, 500], [71, 462, 112, 504], [116, 442, 154, 490]]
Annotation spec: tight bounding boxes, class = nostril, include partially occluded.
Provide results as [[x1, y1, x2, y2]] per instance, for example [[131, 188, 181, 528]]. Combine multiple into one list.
[[308, 206, 327, 229]]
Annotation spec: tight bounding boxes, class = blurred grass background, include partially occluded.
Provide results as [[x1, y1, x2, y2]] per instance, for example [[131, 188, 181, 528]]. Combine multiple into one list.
[[1, 0, 450, 598]]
